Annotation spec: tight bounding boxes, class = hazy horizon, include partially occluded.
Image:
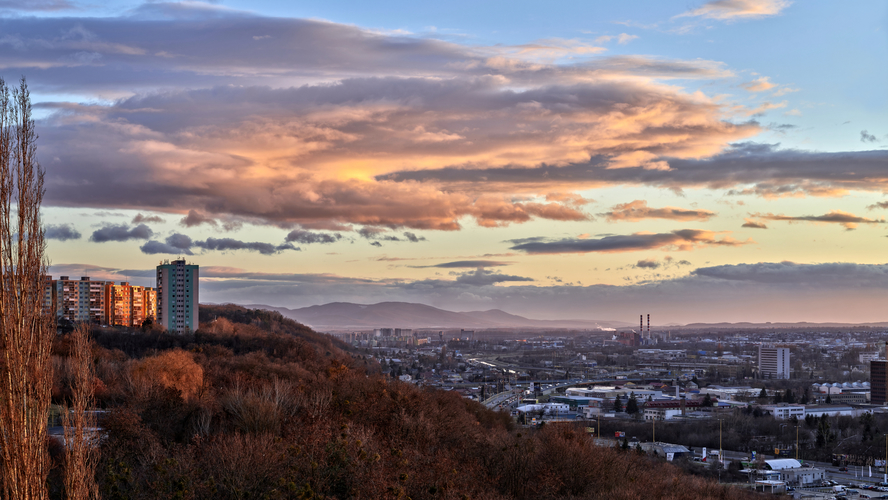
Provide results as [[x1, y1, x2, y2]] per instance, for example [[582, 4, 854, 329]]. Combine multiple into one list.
[[7, 0, 886, 324]]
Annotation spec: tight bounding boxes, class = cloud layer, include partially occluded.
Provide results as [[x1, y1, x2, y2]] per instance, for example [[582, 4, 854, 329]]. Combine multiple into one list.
[[601, 200, 715, 222], [509, 229, 751, 254], [10, 5, 783, 232], [749, 210, 885, 229], [50, 260, 888, 324]]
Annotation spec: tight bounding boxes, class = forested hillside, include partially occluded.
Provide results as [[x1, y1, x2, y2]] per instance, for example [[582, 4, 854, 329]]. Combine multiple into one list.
[[49, 305, 762, 499]]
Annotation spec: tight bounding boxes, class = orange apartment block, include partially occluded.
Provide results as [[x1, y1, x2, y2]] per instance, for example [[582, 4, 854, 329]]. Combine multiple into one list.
[[104, 282, 157, 328]]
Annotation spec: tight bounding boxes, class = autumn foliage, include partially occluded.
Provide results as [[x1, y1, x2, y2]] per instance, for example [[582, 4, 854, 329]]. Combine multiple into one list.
[[47, 304, 762, 499]]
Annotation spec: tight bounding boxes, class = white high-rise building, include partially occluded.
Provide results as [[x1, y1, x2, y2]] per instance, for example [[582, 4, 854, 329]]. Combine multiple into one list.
[[156, 259, 199, 332], [758, 345, 790, 379]]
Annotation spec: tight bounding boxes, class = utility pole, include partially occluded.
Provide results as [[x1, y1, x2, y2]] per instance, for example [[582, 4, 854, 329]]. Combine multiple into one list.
[[719, 418, 723, 484]]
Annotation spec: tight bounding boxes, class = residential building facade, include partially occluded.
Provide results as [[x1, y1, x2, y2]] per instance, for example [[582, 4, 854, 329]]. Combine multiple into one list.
[[105, 282, 158, 328], [54, 276, 106, 323], [871, 359, 888, 405], [759, 345, 791, 379], [156, 259, 199, 332]]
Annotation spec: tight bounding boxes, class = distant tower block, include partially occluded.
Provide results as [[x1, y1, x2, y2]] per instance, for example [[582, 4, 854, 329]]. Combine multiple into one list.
[[647, 314, 650, 337], [640, 314, 643, 333]]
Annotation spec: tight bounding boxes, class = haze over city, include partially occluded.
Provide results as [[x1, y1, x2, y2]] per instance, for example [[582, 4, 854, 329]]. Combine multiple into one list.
[[7, 0, 887, 324]]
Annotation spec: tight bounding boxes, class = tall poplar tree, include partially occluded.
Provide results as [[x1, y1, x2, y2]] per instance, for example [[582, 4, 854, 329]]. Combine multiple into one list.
[[0, 77, 53, 500]]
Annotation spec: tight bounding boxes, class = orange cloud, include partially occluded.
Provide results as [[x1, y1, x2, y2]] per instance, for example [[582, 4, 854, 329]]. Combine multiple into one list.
[[601, 200, 716, 222], [741, 77, 777, 92], [750, 210, 885, 230]]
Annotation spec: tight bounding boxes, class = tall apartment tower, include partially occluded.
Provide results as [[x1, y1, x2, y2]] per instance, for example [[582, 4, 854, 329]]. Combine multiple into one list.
[[54, 276, 106, 323], [156, 259, 199, 332], [758, 345, 791, 379]]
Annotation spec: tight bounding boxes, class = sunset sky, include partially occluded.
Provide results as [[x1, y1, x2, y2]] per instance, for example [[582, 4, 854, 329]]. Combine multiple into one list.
[[5, 0, 888, 324]]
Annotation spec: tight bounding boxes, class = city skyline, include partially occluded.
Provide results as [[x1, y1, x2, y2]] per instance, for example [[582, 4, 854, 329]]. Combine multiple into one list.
[[5, 0, 887, 323]]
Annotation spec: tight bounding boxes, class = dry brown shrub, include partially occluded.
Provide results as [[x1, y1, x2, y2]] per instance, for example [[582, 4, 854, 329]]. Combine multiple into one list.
[[220, 379, 294, 435], [130, 349, 204, 400], [200, 433, 287, 499]]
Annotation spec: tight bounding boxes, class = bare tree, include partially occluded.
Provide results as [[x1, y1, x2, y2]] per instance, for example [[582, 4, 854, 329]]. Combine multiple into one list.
[[0, 77, 53, 499], [62, 324, 98, 500]]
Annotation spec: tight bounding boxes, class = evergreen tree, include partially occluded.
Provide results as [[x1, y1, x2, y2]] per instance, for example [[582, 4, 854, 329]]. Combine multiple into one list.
[[826, 393, 832, 404], [785, 389, 795, 404], [613, 395, 623, 413], [816, 418, 833, 448], [773, 391, 783, 403], [758, 387, 768, 399], [626, 394, 639, 415], [801, 388, 809, 404], [701, 393, 713, 407]]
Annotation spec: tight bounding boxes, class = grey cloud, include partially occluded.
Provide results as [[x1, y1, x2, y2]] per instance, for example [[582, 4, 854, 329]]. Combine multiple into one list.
[[89, 223, 153, 243], [692, 262, 888, 287], [510, 229, 750, 254], [140, 240, 194, 255], [194, 237, 298, 255], [357, 227, 422, 243], [418, 260, 511, 269], [45, 223, 81, 241], [0, 9, 731, 97], [868, 202, 888, 211], [285, 229, 342, 244], [132, 213, 165, 224], [180, 210, 218, 228], [861, 130, 879, 143], [381, 143, 888, 198], [635, 259, 659, 269], [141, 233, 296, 255], [741, 219, 768, 229], [369, 241, 382, 247], [358, 227, 387, 239], [166, 233, 194, 250], [453, 269, 534, 286], [140, 233, 194, 255]]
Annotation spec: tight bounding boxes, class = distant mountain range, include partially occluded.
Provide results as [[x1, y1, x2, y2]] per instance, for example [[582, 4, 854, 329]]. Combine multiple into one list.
[[221, 301, 888, 332], [241, 301, 632, 331]]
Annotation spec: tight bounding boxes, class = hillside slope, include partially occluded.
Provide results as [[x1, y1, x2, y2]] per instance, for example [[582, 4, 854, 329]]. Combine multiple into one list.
[[51, 305, 761, 500]]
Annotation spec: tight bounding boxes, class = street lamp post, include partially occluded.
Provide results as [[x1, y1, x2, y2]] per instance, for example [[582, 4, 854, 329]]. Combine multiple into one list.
[[719, 418, 723, 484]]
